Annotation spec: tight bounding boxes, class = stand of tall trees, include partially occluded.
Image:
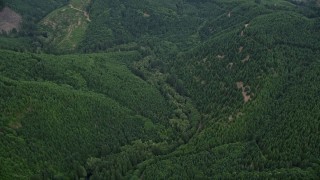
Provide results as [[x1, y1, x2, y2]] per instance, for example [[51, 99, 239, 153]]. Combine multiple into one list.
[[0, 0, 319, 179], [0, 0, 4, 10]]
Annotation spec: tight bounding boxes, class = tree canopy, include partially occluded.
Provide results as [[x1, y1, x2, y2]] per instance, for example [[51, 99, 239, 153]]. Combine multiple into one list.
[[0, 0, 319, 179]]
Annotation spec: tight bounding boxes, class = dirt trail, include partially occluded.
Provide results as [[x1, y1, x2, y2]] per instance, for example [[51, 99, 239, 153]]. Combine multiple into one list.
[[69, 4, 91, 22]]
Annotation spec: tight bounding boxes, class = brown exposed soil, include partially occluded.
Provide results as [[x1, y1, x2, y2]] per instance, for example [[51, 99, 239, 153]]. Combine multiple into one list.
[[239, 46, 243, 53], [193, 76, 201, 82], [242, 91, 251, 102], [236, 112, 244, 118], [69, 4, 91, 22], [228, 111, 244, 122], [236, 81, 244, 89], [196, 121, 204, 133], [236, 81, 251, 103], [217, 55, 225, 59], [143, 12, 150, 17], [0, 7, 22, 33], [240, 30, 244, 36], [43, 19, 58, 29], [8, 122, 22, 129], [202, 57, 208, 62], [227, 62, 234, 69], [241, 55, 250, 63]]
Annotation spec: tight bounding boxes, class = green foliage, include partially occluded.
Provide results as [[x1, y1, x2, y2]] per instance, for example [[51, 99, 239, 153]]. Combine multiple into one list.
[[0, 37, 33, 52], [142, 0, 320, 178], [4, 0, 67, 22], [0, 0, 68, 52], [0, 0, 320, 179], [78, 0, 205, 52], [0, 50, 173, 121], [0, 0, 4, 10], [0, 50, 172, 178]]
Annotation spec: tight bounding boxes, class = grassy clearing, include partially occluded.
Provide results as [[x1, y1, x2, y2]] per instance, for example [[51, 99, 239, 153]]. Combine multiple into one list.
[[39, 0, 91, 52]]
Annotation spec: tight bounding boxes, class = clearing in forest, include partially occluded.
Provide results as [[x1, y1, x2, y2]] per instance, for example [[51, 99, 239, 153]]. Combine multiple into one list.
[[241, 55, 250, 63], [236, 81, 251, 103], [0, 7, 22, 33], [39, 0, 91, 51], [239, 46, 243, 53]]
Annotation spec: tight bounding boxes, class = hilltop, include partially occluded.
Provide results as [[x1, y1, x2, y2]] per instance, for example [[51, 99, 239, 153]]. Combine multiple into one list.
[[39, 0, 92, 52]]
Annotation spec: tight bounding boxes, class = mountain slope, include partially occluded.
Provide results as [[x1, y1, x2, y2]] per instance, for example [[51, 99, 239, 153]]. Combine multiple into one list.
[[136, 1, 320, 178], [0, 50, 173, 179], [39, 0, 91, 52], [0, 0, 319, 179], [77, 0, 320, 178]]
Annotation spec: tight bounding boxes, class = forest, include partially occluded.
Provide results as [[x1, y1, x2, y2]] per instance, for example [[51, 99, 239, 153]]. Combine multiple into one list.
[[0, 0, 319, 179], [0, 0, 4, 10]]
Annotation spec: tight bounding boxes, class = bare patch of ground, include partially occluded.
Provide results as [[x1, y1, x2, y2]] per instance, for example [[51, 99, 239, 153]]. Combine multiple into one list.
[[241, 55, 250, 63], [236, 81, 244, 89], [8, 121, 22, 129], [236, 112, 244, 118], [236, 81, 251, 103], [227, 62, 234, 69], [43, 19, 58, 29], [69, 4, 91, 22], [143, 12, 150, 17], [240, 30, 244, 36], [239, 46, 243, 53], [228, 111, 244, 122], [193, 76, 201, 83], [202, 57, 208, 62], [242, 91, 251, 103], [41, 1, 92, 50], [217, 55, 225, 59], [0, 7, 22, 33]]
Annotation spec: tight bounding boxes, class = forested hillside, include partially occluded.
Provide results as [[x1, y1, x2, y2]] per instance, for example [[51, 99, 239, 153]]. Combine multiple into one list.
[[0, 0, 4, 10], [4, 0, 66, 22], [0, 0, 319, 179], [0, 50, 178, 178]]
